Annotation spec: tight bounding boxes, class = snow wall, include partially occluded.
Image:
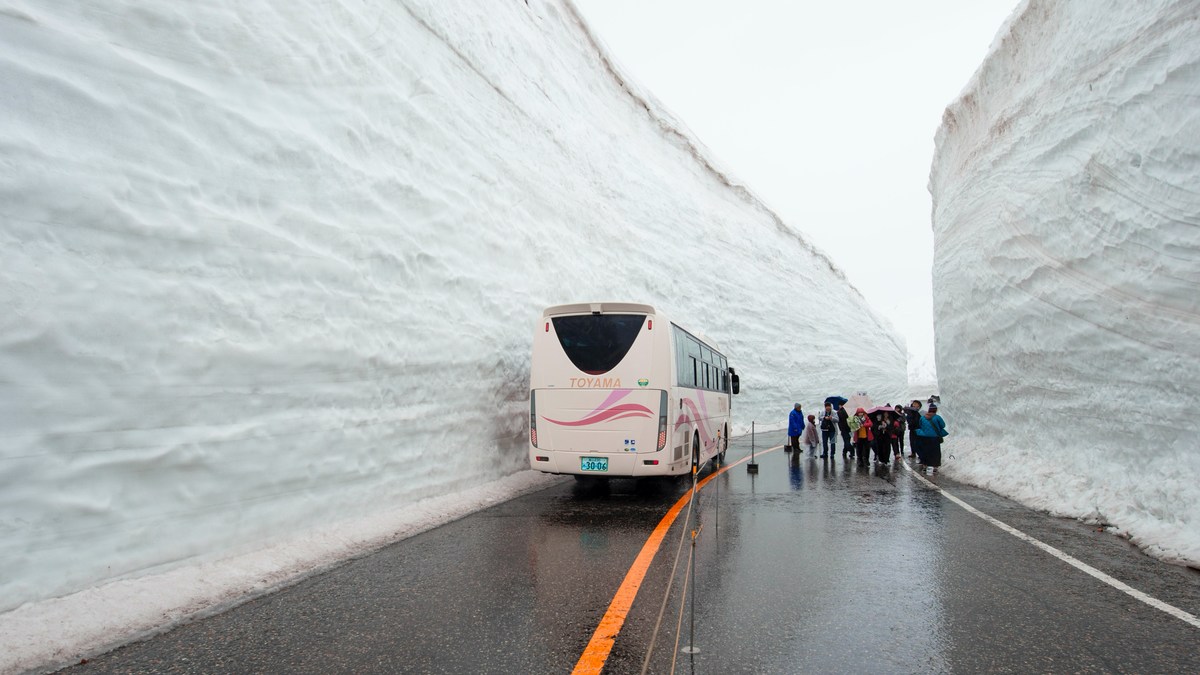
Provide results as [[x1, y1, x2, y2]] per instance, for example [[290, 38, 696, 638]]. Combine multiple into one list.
[[0, 0, 906, 611], [930, 0, 1200, 567]]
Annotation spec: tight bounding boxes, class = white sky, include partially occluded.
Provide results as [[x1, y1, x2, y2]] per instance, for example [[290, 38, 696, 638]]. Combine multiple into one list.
[[572, 0, 1021, 375]]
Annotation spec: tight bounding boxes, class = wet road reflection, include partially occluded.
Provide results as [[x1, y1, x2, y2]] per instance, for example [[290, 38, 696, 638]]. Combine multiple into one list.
[[605, 444, 953, 674], [66, 431, 1200, 674], [611, 435, 1199, 674]]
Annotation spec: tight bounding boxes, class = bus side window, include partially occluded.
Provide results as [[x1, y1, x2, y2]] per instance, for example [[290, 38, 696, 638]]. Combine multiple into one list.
[[675, 331, 686, 386]]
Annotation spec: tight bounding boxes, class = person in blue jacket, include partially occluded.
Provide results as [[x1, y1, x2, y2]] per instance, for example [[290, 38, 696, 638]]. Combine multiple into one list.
[[787, 403, 805, 453], [913, 403, 949, 473]]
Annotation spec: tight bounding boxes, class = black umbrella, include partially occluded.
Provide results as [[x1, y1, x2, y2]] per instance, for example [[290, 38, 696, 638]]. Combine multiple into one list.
[[825, 395, 848, 407]]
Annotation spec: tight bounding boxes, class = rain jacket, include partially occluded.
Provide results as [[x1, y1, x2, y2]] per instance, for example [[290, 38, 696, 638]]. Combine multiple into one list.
[[848, 410, 873, 442], [802, 418, 820, 446], [788, 408, 805, 436], [915, 413, 948, 438]]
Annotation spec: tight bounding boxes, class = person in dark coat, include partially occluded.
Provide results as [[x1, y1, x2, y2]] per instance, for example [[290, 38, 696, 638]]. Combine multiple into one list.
[[837, 405, 852, 459], [871, 411, 893, 464], [904, 400, 923, 459], [893, 404, 907, 458], [787, 403, 804, 453], [819, 402, 838, 459], [913, 403, 948, 473]]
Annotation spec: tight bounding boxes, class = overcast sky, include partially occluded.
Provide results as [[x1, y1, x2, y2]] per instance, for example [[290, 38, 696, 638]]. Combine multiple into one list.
[[572, 0, 1021, 376]]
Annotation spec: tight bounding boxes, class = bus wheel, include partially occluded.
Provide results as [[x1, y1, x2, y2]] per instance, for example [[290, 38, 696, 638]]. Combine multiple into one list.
[[718, 426, 728, 464], [692, 432, 702, 473]]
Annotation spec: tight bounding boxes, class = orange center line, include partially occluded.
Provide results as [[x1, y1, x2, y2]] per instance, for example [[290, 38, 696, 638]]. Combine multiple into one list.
[[570, 444, 783, 675]]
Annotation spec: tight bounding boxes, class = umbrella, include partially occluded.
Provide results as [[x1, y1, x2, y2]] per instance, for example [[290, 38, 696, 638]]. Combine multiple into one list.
[[824, 395, 848, 407], [843, 392, 873, 413], [866, 405, 897, 419]]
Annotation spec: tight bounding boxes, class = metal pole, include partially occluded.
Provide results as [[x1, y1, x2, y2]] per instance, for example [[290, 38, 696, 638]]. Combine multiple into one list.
[[747, 420, 759, 473], [690, 529, 696, 658]]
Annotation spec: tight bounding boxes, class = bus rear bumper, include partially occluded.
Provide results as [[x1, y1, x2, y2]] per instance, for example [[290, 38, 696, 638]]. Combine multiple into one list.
[[529, 449, 686, 477]]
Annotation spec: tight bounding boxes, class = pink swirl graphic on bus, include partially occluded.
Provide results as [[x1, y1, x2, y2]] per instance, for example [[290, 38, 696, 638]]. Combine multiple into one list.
[[674, 397, 714, 450], [585, 389, 633, 418], [542, 403, 654, 427]]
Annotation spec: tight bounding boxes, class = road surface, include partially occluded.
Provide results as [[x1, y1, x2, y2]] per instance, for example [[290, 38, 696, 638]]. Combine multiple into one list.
[[66, 430, 1200, 673]]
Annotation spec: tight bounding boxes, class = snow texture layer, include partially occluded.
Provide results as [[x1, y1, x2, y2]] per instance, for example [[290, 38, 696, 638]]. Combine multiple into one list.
[[0, 471, 558, 674], [0, 0, 907, 620], [930, 0, 1200, 567]]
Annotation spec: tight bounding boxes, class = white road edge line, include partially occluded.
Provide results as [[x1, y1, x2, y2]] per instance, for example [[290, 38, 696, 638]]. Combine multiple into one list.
[[900, 460, 1200, 630]]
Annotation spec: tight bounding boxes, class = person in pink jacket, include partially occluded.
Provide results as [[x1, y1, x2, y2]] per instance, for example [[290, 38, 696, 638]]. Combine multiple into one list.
[[802, 414, 821, 458], [848, 408, 874, 467]]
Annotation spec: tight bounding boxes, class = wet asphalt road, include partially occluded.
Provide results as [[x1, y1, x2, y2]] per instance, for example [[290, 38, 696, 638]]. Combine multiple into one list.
[[65, 430, 1200, 674]]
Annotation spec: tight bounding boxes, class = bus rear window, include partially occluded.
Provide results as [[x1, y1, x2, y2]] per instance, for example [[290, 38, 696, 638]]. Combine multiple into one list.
[[552, 314, 645, 375]]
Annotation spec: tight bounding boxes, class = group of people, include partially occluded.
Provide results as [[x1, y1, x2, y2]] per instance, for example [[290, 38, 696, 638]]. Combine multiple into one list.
[[787, 397, 948, 473]]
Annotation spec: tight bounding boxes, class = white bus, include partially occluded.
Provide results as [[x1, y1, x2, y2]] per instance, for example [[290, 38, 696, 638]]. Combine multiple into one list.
[[528, 302, 740, 479]]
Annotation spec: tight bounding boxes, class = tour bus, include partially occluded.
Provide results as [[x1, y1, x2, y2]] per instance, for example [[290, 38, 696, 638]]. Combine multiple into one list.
[[528, 302, 740, 479]]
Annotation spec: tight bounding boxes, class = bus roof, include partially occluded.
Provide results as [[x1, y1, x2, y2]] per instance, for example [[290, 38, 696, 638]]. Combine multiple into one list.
[[540, 303, 725, 355], [542, 302, 657, 317]]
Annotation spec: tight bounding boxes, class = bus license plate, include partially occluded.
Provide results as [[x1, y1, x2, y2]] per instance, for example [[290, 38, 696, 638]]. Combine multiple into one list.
[[580, 456, 608, 472]]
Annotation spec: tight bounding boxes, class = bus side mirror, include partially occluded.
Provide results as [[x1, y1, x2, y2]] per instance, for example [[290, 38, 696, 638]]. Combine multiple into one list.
[[730, 372, 740, 395]]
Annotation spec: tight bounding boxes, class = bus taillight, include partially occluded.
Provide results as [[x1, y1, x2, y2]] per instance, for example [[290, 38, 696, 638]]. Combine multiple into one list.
[[530, 392, 538, 448], [657, 390, 668, 450]]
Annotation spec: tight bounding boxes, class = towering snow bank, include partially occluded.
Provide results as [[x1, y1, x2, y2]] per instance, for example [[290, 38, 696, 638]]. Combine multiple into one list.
[[0, 0, 905, 612], [930, 0, 1200, 566]]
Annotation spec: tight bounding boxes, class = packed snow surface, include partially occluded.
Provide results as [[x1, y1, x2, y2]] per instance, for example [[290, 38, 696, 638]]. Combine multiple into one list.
[[930, 0, 1200, 567], [0, 0, 906, 667]]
